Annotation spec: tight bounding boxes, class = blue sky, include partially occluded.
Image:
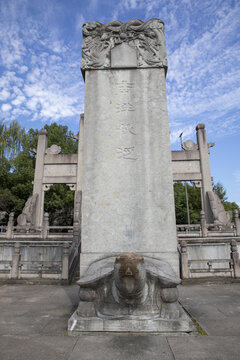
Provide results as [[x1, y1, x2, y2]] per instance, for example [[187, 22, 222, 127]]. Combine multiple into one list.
[[0, 0, 239, 204]]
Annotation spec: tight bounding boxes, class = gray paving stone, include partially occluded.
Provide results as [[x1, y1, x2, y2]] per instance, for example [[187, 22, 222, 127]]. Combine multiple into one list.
[[167, 335, 240, 360], [0, 335, 77, 360], [70, 335, 174, 360], [179, 283, 240, 336], [194, 318, 240, 336], [1, 283, 240, 359], [0, 284, 78, 337]]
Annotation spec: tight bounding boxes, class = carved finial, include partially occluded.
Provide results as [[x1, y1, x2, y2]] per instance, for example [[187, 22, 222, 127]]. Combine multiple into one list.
[[81, 19, 167, 75], [196, 124, 205, 131], [45, 144, 61, 155], [182, 140, 198, 151], [39, 129, 48, 135]]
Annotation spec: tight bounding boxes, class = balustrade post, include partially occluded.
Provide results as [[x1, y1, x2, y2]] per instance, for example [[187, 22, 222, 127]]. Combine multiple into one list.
[[42, 212, 49, 239], [10, 242, 21, 279], [6, 212, 14, 239], [231, 239, 240, 278], [62, 243, 70, 280], [200, 210, 208, 237], [233, 210, 240, 237], [73, 220, 80, 245], [180, 241, 189, 279]]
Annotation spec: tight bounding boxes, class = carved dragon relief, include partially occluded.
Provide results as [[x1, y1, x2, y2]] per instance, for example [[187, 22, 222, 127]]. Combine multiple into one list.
[[81, 19, 168, 72]]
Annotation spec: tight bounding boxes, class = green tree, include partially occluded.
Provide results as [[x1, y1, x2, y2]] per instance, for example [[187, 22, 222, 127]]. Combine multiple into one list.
[[174, 182, 201, 224], [0, 120, 31, 219], [0, 119, 25, 160], [213, 182, 227, 202], [213, 182, 240, 214], [44, 184, 74, 225], [0, 121, 77, 224], [43, 123, 77, 154], [174, 182, 187, 224]]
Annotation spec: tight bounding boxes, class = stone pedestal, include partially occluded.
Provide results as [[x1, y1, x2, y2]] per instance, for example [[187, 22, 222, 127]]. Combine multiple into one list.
[[69, 19, 194, 334], [68, 254, 194, 334], [68, 311, 194, 333]]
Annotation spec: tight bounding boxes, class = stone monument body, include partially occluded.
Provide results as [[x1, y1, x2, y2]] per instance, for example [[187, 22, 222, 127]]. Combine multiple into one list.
[[68, 19, 194, 333], [80, 19, 179, 275]]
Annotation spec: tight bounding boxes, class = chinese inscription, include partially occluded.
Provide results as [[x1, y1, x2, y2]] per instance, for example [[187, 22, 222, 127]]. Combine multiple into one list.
[[118, 123, 136, 135], [116, 102, 135, 112], [116, 80, 134, 93], [116, 147, 138, 161]]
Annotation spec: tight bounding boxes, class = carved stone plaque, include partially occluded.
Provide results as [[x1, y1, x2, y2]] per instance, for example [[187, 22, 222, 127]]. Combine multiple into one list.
[[81, 19, 168, 74]]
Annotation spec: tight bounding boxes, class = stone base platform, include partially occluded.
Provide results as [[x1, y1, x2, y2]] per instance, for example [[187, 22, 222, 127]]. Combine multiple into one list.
[[68, 308, 195, 334]]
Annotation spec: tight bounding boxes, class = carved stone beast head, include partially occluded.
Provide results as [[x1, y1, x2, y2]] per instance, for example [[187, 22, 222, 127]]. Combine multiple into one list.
[[113, 253, 146, 300]]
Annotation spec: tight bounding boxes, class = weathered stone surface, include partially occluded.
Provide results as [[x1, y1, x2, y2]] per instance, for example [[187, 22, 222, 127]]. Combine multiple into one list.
[[77, 17, 183, 333], [78, 255, 180, 287], [45, 144, 62, 154], [182, 140, 198, 151], [17, 194, 38, 229], [2, 284, 240, 359], [68, 310, 194, 333], [80, 67, 179, 275], [68, 254, 194, 333], [69, 335, 175, 360], [207, 191, 231, 228], [81, 19, 167, 73]]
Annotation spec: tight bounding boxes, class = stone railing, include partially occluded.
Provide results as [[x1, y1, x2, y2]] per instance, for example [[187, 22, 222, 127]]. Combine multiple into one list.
[[1, 210, 239, 281], [0, 212, 81, 282], [179, 237, 240, 279], [0, 212, 74, 240], [177, 210, 240, 238], [0, 240, 71, 281], [177, 210, 240, 279]]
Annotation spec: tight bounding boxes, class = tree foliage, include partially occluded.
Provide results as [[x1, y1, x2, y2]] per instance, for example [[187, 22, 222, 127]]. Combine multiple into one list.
[[174, 181, 240, 224], [174, 182, 202, 224], [0, 119, 25, 160], [212, 182, 240, 215], [212, 182, 227, 202], [0, 121, 77, 224]]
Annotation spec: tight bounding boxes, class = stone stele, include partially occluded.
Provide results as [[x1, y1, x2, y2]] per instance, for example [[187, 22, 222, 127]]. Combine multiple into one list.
[[68, 19, 194, 333]]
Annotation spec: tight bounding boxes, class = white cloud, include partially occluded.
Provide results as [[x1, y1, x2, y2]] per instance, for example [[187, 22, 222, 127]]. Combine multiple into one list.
[[170, 124, 195, 145], [162, 1, 240, 140], [76, 13, 85, 33], [12, 95, 26, 106], [0, 0, 84, 124], [18, 65, 28, 74], [1, 103, 12, 112], [0, 89, 11, 101], [112, 0, 143, 19]]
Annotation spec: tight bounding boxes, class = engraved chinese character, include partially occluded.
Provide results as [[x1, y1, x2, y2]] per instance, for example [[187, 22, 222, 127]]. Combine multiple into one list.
[[116, 147, 138, 160], [116, 102, 135, 112], [116, 80, 134, 93], [118, 123, 136, 135]]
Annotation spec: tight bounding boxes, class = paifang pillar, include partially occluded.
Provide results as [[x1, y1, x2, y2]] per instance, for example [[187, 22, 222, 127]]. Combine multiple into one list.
[[80, 19, 179, 275]]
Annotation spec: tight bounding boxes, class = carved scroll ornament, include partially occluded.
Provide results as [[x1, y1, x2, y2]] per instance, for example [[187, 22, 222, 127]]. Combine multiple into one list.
[[81, 19, 168, 72]]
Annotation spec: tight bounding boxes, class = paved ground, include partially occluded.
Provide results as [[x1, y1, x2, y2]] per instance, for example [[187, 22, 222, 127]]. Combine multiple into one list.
[[0, 282, 240, 359]]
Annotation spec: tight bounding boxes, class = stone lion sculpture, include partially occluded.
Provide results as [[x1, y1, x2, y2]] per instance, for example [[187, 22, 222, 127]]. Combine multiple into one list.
[[17, 194, 38, 230]]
